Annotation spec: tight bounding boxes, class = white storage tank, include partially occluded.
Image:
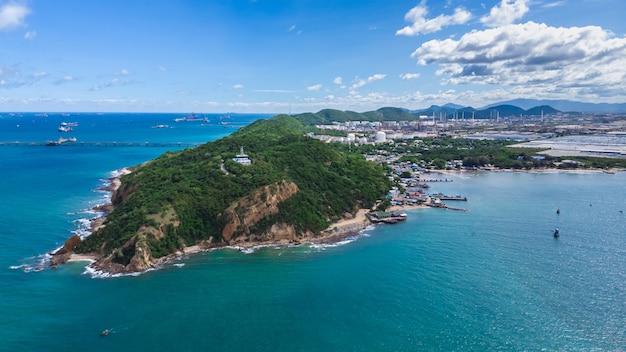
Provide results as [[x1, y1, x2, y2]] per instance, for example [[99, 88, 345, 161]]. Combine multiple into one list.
[[347, 133, 356, 143], [375, 131, 386, 142]]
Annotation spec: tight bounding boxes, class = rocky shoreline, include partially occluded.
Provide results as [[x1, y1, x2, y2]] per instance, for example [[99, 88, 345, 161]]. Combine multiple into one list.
[[51, 168, 414, 275], [50, 168, 131, 268]]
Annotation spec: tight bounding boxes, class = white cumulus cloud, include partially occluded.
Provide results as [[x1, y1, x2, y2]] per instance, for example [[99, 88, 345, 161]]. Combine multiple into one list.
[[481, 0, 529, 27], [54, 75, 79, 85], [351, 74, 386, 90], [24, 30, 36, 39], [233, 84, 244, 89], [400, 73, 421, 80], [333, 76, 343, 85], [409, 21, 626, 97], [396, 1, 471, 36], [307, 84, 322, 91], [0, 3, 30, 31]]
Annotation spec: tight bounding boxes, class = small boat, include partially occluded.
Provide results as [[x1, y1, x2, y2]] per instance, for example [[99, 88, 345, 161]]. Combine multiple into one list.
[[556, 208, 560, 214], [174, 113, 208, 123], [152, 124, 169, 129], [553, 228, 560, 238], [100, 329, 110, 336], [58, 122, 78, 132], [430, 193, 467, 201]]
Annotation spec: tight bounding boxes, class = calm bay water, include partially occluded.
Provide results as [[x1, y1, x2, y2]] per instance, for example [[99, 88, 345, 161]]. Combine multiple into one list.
[[1, 113, 625, 351]]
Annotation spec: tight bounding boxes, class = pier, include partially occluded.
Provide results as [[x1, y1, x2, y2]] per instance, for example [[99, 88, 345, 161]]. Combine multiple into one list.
[[0, 141, 202, 148], [421, 178, 453, 182], [426, 202, 468, 212], [429, 193, 467, 201]]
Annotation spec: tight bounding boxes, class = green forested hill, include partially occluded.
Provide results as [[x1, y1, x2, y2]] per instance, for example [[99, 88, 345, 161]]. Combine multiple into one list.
[[294, 107, 415, 124], [74, 115, 391, 263]]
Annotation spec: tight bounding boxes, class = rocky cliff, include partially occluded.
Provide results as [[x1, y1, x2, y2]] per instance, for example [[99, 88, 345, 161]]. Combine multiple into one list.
[[221, 180, 302, 243]]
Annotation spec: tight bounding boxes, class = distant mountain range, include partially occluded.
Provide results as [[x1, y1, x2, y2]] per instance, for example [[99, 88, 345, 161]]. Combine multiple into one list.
[[294, 105, 559, 125], [481, 99, 626, 113], [292, 99, 625, 125]]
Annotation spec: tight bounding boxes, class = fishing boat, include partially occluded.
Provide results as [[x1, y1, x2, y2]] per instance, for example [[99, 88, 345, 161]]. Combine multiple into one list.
[[430, 193, 467, 201], [58, 123, 72, 132], [58, 122, 78, 132], [553, 228, 560, 238]]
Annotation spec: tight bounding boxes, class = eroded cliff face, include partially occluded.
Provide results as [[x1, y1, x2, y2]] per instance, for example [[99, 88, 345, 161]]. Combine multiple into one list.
[[221, 180, 300, 243], [90, 231, 156, 274], [110, 182, 137, 206]]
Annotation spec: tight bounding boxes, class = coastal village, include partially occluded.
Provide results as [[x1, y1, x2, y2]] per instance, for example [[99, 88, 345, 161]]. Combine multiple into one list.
[[305, 109, 626, 227]]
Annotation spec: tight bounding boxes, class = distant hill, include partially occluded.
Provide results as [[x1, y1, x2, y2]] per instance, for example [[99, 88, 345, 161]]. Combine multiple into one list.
[[484, 99, 626, 113], [293, 107, 416, 124], [526, 105, 560, 116]]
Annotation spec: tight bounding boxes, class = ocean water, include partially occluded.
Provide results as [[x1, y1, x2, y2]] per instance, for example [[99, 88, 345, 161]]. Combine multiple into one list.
[[1, 113, 625, 351]]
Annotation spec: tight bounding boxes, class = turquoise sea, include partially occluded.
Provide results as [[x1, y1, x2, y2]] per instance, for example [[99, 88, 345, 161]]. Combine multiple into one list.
[[1, 113, 625, 351]]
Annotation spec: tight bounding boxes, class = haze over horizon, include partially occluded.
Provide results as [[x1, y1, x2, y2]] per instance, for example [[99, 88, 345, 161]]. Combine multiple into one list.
[[1, 0, 626, 113]]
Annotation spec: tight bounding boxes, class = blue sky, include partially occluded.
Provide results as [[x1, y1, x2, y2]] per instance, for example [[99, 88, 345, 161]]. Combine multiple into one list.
[[1, 0, 625, 113]]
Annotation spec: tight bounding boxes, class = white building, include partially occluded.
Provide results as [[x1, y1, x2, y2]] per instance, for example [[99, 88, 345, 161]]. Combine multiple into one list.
[[233, 146, 251, 165]]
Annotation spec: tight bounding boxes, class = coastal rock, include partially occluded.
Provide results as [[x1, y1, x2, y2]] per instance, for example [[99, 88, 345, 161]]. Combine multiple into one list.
[[55, 234, 82, 255], [50, 234, 82, 266], [127, 236, 154, 272], [90, 235, 155, 274]]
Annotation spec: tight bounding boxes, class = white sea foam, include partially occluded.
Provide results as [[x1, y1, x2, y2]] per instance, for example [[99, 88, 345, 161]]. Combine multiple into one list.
[[309, 228, 373, 250], [226, 243, 284, 254], [11, 253, 51, 273], [82, 264, 155, 279]]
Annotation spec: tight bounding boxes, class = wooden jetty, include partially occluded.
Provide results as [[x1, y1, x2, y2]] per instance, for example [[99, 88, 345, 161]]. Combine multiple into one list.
[[368, 211, 408, 224], [426, 202, 468, 212], [421, 178, 453, 182], [429, 193, 467, 201]]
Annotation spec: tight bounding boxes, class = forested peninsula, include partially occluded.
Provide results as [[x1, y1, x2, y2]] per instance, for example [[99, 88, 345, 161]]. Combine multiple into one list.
[[53, 115, 391, 274]]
